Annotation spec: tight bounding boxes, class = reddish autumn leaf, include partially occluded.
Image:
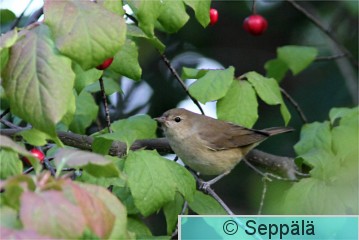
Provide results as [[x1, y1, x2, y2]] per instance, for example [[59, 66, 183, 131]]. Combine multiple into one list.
[[63, 181, 116, 238], [0, 227, 54, 239], [79, 182, 130, 239], [20, 191, 87, 239]]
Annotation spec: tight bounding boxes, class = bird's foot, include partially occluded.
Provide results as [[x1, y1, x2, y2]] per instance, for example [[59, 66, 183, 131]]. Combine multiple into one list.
[[198, 179, 212, 193]]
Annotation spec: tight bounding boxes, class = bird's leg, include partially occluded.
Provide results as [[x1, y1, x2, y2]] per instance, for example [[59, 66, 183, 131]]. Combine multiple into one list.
[[198, 170, 231, 192]]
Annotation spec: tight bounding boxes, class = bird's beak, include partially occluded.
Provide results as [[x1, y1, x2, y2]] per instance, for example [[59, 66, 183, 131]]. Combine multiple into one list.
[[154, 116, 166, 123]]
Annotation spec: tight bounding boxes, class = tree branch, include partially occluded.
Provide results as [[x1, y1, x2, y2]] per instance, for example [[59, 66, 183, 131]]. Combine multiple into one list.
[[286, 0, 358, 69], [0, 129, 300, 179]]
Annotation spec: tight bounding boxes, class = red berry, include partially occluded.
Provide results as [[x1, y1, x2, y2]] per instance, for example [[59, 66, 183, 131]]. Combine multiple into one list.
[[96, 57, 114, 70], [209, 8, 218, 26], [23, 148, 45, 165], [243, 14, 268, 36]]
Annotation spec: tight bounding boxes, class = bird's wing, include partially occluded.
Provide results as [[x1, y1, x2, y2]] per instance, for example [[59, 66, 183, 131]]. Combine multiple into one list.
[[198, 122, 269, 151]]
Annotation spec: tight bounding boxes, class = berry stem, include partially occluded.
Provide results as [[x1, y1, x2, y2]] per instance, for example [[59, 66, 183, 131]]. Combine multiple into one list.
[[251, 0, 257, 14]]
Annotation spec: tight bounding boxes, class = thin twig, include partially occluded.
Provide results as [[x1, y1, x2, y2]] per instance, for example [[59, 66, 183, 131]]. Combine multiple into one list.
[[0, 109, 10, 119], [315, 54, 346, 61], [10, 0, 34, 29], [243, 158, 272, 182], [280, 87, 308, 123], [99, 77, 113, 133], [205, 186, 235, 215], [23, 166, 34, 174], [171, 228, 178, 239], [159, 54, 205, 115], [286, 0, 358, 68], [125, 13, 138, 25], [0, 119, 22, 129], [257, 177, 268, 215], [181, 201, 188, 215], [43, 158, 56, 176], [123, 9, 205, 115]]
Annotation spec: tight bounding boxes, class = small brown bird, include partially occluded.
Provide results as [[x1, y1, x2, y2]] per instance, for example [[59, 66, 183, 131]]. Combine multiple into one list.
[[155, 108, 293, 185]]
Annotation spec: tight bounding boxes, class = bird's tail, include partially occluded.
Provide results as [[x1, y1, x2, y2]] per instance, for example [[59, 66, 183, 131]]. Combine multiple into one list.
[[263, 127, 294, 136]]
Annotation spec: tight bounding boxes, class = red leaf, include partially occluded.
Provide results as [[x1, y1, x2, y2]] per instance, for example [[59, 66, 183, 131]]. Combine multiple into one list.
[[20, 191, 86, 239], [0, 227, 54, 239], [63, 181, 116, 238]]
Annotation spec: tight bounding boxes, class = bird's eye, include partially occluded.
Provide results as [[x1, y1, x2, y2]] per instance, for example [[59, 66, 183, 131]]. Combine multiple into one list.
[[174, 117, 181, 123]]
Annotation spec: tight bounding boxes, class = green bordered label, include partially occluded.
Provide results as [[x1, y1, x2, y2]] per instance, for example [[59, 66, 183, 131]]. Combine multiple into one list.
[[179, 216, 358, 240]]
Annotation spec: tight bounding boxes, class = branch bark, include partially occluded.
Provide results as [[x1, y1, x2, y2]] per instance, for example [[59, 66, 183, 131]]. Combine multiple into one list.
[[0, 128, 300, 179]]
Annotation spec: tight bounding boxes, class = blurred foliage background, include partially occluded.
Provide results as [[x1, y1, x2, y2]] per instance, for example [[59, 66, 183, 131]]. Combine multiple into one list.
[[1, 0, 358, 235]]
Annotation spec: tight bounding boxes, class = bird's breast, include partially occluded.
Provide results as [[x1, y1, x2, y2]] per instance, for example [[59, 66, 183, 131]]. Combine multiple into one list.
[[166, 132, 244, 175]]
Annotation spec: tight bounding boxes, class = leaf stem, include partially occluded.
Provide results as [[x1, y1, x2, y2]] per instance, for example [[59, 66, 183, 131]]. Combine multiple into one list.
[[280, 87, 308, 123]]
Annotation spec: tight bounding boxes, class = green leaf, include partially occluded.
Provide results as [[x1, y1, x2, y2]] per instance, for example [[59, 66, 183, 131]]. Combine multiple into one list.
[[181, 67, 208, 79], [69, 91, 99, 134], [54, 149, 120, 178], [96, 130, 137, 154], [0, 27, 17, 71], [188, 191, 227, 215], [44, 0, 126, 70], [163, 193, 185, 235], [158, 1, 189, 33], [264, 58, 288, 82], [183, 0, 211, 27], [2, 25, 75, 138], [331, 108, 358, 159], [282, 107, 358, 214], [188, 67, 235, 104], [130, 0, 164, 37], [0, 206, 22, 229], [127, 217, 153, 239], [17, 129, 50, 147], [97, 0, 125, 16], [109, 39, 142, 81], [0, 29, 18, 49], [112, 186, 139, 215], [0, 9, 16, 26], [20, 191, 87, 239], [277, 45, 318, 75], [111, 114, 157, 139], [283, 178, 347, 214], [0, 135, 41, 173], [329, 107, 358, 125], [217, 80, 258, 128], [124, 150, 196, 216], [92, 137, 114, 155], [85, 77, 122, 95], [246, 71, 291, 125], [93, 114, 157, 154], [126, 24, 165, 53], [59, 91, 76, 128], [77, 170, 125, 188], [294, 121, 332, 156], [0, 149, 23, 180], [0, 175, 36, 210], [73, 63, 102, 93]]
